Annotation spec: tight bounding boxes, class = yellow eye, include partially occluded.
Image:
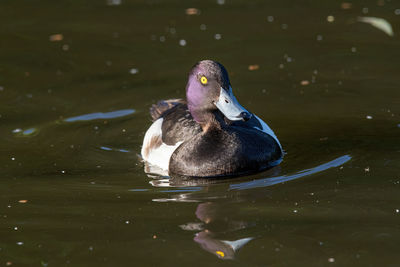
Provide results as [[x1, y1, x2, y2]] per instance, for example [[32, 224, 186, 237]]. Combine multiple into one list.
[[200, 76, 208, 85]]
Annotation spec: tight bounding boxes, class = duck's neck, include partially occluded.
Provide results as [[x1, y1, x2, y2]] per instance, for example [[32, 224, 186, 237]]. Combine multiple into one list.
[[201, 118, 219, 132], [189, 108, 221, 133]]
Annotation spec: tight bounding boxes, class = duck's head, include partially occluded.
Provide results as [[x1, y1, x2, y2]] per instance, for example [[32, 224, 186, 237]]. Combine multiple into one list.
[[186, 60, 251, 124]]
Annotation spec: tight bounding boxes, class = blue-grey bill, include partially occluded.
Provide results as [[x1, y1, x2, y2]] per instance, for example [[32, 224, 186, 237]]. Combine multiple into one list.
[[214, 87, 251, 121]]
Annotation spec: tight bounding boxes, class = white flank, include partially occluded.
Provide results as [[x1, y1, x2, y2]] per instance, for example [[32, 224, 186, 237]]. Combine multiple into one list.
[[253, 114, 282, 150], [141, 118, 182, 171]]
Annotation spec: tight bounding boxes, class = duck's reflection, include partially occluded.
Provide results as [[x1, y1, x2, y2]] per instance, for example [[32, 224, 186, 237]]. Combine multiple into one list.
[[148, 155, 352, 259], [193, 231, 253, 260], [149, 168, 280, 259], [183, 202, 253, 259], [194, 202, 253, 259]]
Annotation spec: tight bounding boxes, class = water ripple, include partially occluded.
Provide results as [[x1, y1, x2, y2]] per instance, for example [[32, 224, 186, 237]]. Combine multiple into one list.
[[64, 109, 135, 122], [230, 155, 351, 190]]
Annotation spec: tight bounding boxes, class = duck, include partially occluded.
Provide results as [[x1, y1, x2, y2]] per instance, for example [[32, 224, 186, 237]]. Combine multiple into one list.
[[141, 60, 283, 178]]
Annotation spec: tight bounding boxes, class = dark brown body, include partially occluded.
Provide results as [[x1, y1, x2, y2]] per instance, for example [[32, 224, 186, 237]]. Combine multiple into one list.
[[150, 99, 282, 178]]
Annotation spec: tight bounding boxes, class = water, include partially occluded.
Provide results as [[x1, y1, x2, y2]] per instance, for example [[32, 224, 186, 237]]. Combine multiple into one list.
[[1, 0, 400, 266]]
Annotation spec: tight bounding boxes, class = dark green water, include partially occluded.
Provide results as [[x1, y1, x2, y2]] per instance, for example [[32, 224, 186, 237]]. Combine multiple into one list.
[[1, 0, 400, 266]]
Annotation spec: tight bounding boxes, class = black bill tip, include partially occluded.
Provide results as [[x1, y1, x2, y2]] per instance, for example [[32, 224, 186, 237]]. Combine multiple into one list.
[[239, 111, 252, 122]]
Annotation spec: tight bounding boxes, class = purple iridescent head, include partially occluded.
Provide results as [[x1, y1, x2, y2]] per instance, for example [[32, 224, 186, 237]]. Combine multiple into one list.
[[185, 60, 251, 124]]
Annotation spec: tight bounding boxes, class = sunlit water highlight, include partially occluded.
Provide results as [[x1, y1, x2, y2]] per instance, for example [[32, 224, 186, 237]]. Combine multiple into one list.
[[64, 109, 135, 122], [230, 155, 351, 190]]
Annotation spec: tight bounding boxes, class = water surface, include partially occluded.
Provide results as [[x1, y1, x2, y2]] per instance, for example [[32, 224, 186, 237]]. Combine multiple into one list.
[[1, 0, 400, 266]]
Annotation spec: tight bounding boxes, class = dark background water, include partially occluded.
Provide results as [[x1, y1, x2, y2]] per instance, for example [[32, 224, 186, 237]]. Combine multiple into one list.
[[1, 0, 400, 266]]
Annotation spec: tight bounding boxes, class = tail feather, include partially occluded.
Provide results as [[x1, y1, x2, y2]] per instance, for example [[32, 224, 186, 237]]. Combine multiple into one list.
[[150, 98, 185, 121]]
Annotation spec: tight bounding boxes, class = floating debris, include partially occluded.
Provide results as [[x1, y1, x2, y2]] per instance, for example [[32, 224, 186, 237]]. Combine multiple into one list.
[[248, 65, 259, 71], [179, 39, 187, 46], [49, 34, 63, 42], [327, 15, 335, 22], [200, 24, 207, 30], [62, 44, 69, 51], [18, 200, 28, 204], [358, 17, 394, 36], [317, 34, 323, 41], [300, 80, 310, 86], [217, 0, 225, 5], [267, 16, 274, 22], [129, 68, 139, 75], [185, 8, 200, 15], [366, 115, 373, 119], [328, 257, 335, 263], [214, 33, 222, 40], [159, 36, 166, 42], [351, 47, 357, 52], [341, 2, 352, 9], [395, 9, 400, 16]]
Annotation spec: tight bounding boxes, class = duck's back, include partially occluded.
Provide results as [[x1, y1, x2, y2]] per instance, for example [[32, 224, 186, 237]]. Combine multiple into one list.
[[161, 104, 202, 145]]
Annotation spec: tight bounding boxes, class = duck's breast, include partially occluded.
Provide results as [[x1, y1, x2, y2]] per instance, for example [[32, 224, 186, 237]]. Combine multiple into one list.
[[231, 113, 282, 152], [169, 126, 282, 178]]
